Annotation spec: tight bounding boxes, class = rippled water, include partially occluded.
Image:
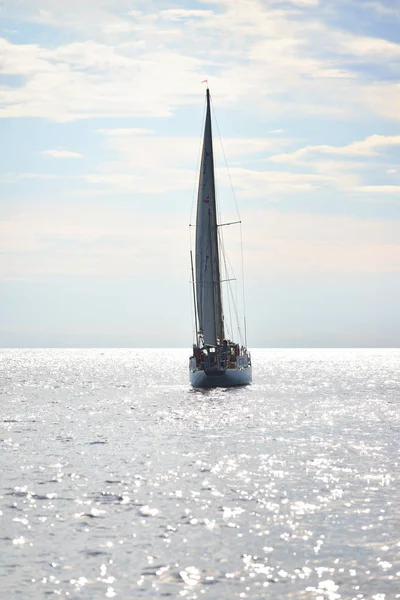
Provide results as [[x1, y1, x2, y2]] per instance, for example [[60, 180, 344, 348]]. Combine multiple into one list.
[[1, 348, 399, 599]]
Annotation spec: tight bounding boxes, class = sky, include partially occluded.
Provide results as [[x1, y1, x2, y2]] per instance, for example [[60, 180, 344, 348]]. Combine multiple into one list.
[[1, 0, 399, 348]]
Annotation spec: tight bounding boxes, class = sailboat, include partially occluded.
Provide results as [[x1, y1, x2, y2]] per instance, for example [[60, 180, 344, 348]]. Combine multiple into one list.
[[189, 87, 252, 388]]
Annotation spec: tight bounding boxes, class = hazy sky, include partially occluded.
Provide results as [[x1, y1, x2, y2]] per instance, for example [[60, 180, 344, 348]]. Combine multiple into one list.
[[1, 0, 399, 348]]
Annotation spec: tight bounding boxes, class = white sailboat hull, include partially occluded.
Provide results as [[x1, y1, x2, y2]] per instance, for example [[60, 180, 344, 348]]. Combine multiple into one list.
[[190, 366, 252, 388]]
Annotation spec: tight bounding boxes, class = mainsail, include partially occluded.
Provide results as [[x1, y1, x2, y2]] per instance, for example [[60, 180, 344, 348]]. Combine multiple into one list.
[[195, 88, 224, 347]]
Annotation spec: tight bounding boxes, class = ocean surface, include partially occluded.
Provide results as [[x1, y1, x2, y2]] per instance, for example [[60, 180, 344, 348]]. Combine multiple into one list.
[[0, 348, 399, 600]]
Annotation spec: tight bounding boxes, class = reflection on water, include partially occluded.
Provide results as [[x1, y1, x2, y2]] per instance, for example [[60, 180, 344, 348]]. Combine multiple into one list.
[[0, 348, 399, 598]]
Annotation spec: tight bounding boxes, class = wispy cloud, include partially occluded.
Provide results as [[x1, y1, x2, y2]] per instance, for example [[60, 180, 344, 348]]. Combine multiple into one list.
[[357, 185, 400, 195], [365, 1, 400, 18], [159, 9, 213, 21], [271, 135, 400, 163], [264, 135, 400, 197], [41, 150, 84, 158], [96, 128, 154, 136], [1, 172, 60, 183]]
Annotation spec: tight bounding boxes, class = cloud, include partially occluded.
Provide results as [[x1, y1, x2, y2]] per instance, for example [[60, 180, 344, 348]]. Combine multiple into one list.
[[0, 37, 204, 121], [335, 33, 400, 59], [41, 150, 84, 158], [264, 134, 400, 197], [2, 205, 399, 279], [361, 81, 400, 122], [82, 172, 192, 195], [82, 132, 294, 195], [357, 185, 400, 195], [159, 9, 213, 21], [0, 204, 188, 278], [1, 173, 60, 183], [0, 37, 54, 75], [242, 210, 400, 275], [87, 131, 398, 198], [96, 128, 153, 136], [3, 130, 393, 201], [4, 0, 139, 33], [1, 0, 400, 122], [365, 2, 400, 18], [221, 167, 331, 198], [274, 0, 320, 5], [271, 135, 400, 163], [97, 131, 289, 162]]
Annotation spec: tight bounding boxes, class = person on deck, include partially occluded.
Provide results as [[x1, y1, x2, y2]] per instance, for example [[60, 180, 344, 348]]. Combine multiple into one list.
[[221, 340, 229, 367]]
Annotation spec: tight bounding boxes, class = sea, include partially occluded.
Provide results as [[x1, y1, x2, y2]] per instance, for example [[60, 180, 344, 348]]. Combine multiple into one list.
[[0, 348, 399, 600]]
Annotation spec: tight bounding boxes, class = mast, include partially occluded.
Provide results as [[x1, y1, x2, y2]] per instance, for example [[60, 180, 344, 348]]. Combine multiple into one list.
[[195, 88, 224, 347]]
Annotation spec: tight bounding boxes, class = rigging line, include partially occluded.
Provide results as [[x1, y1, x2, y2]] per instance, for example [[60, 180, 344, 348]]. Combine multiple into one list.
[[228, 279, 243, 344], [219, 232, 243, 346], [235, 269, 241, 343], [209, 90, 237, 337], [221, 231, 237, 294], [221, 226, 245, 344], [219, 228, 242, 344], [190, 250, 199, 346], [209, 93, 232, 239], [240, 221, 248, 348], [210, 95, 241, 222], [189, 279, 196, 345], [223, 269, 242, 345], [218, 212, 242, 341], [210, 92, 248, 348], [221, 235, 233, 341], [220, 236, 242, 342]]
